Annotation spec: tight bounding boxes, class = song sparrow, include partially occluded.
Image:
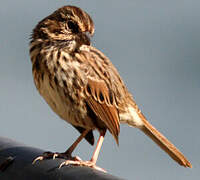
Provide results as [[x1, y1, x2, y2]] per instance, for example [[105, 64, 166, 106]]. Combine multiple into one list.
[[30, 5, 191, 170]]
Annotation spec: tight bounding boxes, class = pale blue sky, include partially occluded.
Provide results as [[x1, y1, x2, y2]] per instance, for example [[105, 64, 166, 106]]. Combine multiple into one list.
[[0, 0, 199, 179]]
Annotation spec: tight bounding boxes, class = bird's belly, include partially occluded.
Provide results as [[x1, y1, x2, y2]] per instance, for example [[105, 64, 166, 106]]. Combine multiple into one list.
[[36, 73, 95, 129]]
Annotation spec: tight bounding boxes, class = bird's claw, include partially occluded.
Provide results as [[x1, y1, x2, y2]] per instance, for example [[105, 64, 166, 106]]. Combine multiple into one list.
[[32, 152, 106, 172], [59, 159, 106, 172], [32, 156, 44, 164], [32, 151, 70, 164]]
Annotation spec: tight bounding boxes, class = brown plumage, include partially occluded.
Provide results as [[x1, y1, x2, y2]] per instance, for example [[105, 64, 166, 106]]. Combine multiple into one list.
[[30, 5, 192, 169]]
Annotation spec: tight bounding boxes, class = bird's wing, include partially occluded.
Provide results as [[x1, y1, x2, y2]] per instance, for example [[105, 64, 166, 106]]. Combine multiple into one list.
[[77, 45, 123, 144], [85, 78, 120, 144]]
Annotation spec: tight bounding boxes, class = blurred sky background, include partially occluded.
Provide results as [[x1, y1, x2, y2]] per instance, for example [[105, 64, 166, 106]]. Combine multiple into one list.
[[0, 0, 199, 179]]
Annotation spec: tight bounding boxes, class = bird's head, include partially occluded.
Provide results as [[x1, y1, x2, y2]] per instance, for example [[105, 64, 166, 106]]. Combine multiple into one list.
[[32, 6, 94, 45]]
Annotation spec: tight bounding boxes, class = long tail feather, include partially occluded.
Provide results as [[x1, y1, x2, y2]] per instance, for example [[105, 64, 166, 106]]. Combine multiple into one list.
[[127, 111, 192, 168], [139, 115, 192, 168]]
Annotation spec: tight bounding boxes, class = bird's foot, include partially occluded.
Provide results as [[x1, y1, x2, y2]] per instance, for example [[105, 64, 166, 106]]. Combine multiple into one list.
[[32, 152, 106, 172], [32, 151, 71, 164], [59, 158, 106, 172]]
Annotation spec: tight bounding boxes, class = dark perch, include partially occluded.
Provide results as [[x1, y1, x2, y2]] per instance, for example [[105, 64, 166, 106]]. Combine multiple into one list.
[[0, 137, 124, 180]]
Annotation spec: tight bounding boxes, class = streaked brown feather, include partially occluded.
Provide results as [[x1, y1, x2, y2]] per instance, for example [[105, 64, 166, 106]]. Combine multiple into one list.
[[78, 45, 131, 111], [85, 78, 120, 144]]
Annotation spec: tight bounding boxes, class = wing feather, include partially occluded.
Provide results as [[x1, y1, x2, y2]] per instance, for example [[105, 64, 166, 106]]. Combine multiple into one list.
[[85, 78, 120, 144], [76, 45, 124, 144]]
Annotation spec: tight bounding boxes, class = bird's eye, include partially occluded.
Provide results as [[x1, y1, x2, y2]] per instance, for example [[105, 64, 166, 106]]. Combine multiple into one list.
[[67, 20, 79, 33]]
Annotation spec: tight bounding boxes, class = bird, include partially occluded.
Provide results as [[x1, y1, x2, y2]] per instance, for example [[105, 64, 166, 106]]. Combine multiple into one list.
[[29, 5, 192, 170]]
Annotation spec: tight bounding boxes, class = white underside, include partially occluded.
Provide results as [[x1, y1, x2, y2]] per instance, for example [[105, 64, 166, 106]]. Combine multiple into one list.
[[120, 106, 144, 128]]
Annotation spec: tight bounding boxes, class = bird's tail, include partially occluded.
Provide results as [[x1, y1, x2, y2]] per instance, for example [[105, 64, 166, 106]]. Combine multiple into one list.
[[129, 112, 192, 168]]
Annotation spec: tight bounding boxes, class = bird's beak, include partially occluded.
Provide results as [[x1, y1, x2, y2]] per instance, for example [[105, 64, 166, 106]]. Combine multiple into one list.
[[76, 32, 91, 46], [82, 32, 91, 45]]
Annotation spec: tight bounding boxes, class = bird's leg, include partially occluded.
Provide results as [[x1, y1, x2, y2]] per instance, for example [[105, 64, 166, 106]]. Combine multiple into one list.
[[90, 130, 105, 164], [59, 130, 106, 172], [52, 129, 90, 160], [64, 129, 90, 156], [33, 129, 90, 164]]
